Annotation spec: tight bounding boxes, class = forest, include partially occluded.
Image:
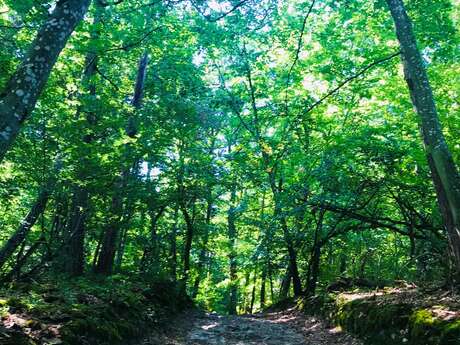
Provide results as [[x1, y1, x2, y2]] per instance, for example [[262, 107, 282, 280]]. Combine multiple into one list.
[[0, 0, 459, 344]]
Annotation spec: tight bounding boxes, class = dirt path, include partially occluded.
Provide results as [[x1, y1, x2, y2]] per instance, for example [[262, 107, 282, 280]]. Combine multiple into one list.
[[142, 308, 362, 345]]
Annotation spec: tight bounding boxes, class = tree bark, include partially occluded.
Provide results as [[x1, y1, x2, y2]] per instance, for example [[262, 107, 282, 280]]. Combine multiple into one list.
[[0, 0, 92, 162], [386, 0, 460, 280]]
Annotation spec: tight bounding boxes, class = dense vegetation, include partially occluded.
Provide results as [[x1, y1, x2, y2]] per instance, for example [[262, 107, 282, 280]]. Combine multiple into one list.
[[0, 0, 459, 326]]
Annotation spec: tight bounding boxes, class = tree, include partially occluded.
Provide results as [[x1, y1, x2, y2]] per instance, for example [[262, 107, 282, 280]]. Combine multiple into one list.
[[385, 0, 460, 280], [0, 0, 92, 162]]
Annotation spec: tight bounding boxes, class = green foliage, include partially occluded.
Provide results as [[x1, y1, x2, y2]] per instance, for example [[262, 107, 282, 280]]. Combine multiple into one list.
[[0, 0, 458, 327]]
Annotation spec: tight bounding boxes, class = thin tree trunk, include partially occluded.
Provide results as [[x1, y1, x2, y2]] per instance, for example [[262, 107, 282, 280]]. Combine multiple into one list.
[[306, 210, 324, 295], [181, 203, 195, 289], [192, 197, 213, 298], [1, 235, 45, 282], [0, 159, 60, 270], [141, 206, 166, 272], [227, 183, 238, 315], [386, 0, 460, 280], [260, 268, 267, 309], [170, 206, 179, 281], [268, 261, 274, 302], [269, 174, 302, 296], [0, 0, 92, 162], [250, 266, 258, 314], [0, 190, 50, 270]]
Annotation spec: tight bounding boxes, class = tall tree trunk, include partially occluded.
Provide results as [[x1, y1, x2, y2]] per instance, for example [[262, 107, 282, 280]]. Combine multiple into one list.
[[60, 6, 103, 275], [0, 0, 92, 162], [386, 0, 460, 280], [95, 52, 149, 275], [227, 183, 238, 315]]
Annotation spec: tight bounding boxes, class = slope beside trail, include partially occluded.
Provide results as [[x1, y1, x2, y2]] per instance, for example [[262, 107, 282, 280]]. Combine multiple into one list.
[[141, 308, 362, 345]]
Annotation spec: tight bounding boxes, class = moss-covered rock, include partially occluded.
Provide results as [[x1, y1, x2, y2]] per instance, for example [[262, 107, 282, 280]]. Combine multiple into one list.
[[0, 275, 189, 345], [410, 309, 460, 345], [298, 292, 460, 345]]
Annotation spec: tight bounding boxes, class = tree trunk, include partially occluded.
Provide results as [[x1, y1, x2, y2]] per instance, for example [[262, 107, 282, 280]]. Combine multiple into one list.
[[0, 0, 92, 162], [279, 263, 291, 300], [306, 244, 321, 295], [62, 187, 89, 275], [249, 267, 257, 314], [95, 52, 149, 275], [94, 172, 126, 275], [227, 183, 238, 315], [192, 198, 213, 298], [60, 6, 103, 275], [386, 0, 460, 280], [260, 268, 267, 309], [0, 189, 51, 270], [141, 206, 166, 272], [306, 210, 324, 295], [170, 206, 179, 281], [181, 203, 194, 289], [268, 174, 302, 296]]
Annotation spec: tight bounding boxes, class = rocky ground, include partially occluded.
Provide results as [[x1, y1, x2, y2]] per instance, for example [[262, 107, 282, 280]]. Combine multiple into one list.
[[142, 308, 362, 345]]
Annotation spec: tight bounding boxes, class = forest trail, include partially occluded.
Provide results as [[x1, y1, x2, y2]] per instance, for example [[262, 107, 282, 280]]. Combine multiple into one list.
[[143, 308, 362, 345]]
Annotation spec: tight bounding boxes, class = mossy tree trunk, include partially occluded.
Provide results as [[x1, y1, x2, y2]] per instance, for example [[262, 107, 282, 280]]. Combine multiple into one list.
[[386, 0, 460, 281], [0, 0, 92, 162]]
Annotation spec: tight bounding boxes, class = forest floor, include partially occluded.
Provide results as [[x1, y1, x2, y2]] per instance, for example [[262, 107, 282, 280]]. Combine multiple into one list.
[[142, 308, 362, 345]]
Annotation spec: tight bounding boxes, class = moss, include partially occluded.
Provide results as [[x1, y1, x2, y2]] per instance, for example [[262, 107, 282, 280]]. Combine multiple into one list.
[[441, 320, 460, 345], [6, 296, 28, 311], [1, 276, 187, 345], [409, 309, 460, 345], [334, 299, 412, 345], [299, 293, 460, 345]]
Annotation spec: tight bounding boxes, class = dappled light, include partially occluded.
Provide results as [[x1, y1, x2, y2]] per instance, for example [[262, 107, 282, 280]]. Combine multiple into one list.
[[0, 0, 459, 344]]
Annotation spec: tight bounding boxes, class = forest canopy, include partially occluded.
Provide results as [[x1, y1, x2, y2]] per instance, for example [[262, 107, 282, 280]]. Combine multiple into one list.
[[0, 0, 459, 316]]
